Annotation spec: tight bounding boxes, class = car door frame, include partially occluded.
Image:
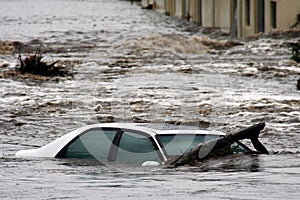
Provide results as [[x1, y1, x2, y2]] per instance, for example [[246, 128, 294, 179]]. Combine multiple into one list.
[[55, 127, 120, 159], [107, 128, 165, 163], [56, 127, 165, 164]]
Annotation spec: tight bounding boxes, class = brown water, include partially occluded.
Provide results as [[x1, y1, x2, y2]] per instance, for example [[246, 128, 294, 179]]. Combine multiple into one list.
[[0, 0, 300, 199]]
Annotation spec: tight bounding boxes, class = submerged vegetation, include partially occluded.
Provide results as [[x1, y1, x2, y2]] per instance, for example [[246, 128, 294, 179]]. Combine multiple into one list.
[[18, 53, 73, 77], [0, 40, 81, 81], [0, 48, 75, 81]]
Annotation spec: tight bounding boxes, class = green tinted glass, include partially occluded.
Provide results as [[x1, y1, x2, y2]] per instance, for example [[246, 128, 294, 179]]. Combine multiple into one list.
[[157, 134, 220, 156], [116, 131, 161, 163], [66, 129, 116, 160]]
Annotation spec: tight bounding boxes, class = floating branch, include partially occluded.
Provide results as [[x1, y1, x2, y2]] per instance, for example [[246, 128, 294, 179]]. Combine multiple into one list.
[[167, 122, 268, 167], [18, 52, 73, 77], [291, 40, 300, 63]]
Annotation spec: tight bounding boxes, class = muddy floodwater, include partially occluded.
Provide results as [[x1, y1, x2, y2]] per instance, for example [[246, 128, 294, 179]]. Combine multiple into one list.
[[0, 0, 300, 199]]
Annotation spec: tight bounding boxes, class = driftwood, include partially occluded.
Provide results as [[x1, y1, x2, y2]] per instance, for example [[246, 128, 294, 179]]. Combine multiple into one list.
[[142, 2, 156, 9], [168, 122, 269, 167], [291, 40, 300, 63], [18, 53, 73, 77]]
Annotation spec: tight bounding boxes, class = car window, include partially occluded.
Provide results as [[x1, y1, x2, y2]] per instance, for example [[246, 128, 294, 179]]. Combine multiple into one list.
[[230, 142, 251, 153], [156, 134, 220, 157], [65, 128, 117, 160], [115, 130, 161, 163]]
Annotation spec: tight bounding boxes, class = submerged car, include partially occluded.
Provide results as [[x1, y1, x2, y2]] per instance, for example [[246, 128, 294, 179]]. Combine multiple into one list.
[[15, 123, 269, 166]]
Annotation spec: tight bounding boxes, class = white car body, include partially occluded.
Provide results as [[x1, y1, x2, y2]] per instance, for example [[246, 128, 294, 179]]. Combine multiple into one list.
[[15, 123, 226, 164]]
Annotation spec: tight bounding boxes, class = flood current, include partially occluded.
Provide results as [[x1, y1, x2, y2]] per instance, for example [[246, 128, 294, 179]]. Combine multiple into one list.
[[0, 0, 300, 199]]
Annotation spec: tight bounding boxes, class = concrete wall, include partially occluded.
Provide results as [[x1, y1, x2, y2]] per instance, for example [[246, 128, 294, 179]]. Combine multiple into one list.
[[215, 0, 233, 33], [202, 0, 233, 33], [238, 0, 300, 37], [194, 0, 202, 24], [202, 0, 215, 27], [142, 0, 300, 37], [265, 0, 300, 32], [155, 0, 166, 11], [174, 0, 183, 17], [181, 0, 190, 20], [169, 0, 175, 16], [239, 0, 257, 37]]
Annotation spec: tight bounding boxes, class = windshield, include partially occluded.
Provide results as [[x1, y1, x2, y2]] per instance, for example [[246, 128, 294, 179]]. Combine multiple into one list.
[[230, 141, 251, 154], [156, 134, 221, 157]]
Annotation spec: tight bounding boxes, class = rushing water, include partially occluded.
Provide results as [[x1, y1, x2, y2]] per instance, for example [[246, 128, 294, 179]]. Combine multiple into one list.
[[0, 0, 300, 199]]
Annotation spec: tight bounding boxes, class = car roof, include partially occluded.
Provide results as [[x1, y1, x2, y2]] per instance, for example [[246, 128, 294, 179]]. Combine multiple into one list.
[[85, 123, 226, 136]]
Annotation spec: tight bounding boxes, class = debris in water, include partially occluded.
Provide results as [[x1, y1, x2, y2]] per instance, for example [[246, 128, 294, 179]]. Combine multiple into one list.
[[246, 29, 300, 41], [0, 60, 10, 68], [142, 2, 156, 9], [194, 36, 244, 50], [18, 52, 74, 78], [167, 122, 268, 167], [291, 40, 300, 63], [0, 41, 16, 54]]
